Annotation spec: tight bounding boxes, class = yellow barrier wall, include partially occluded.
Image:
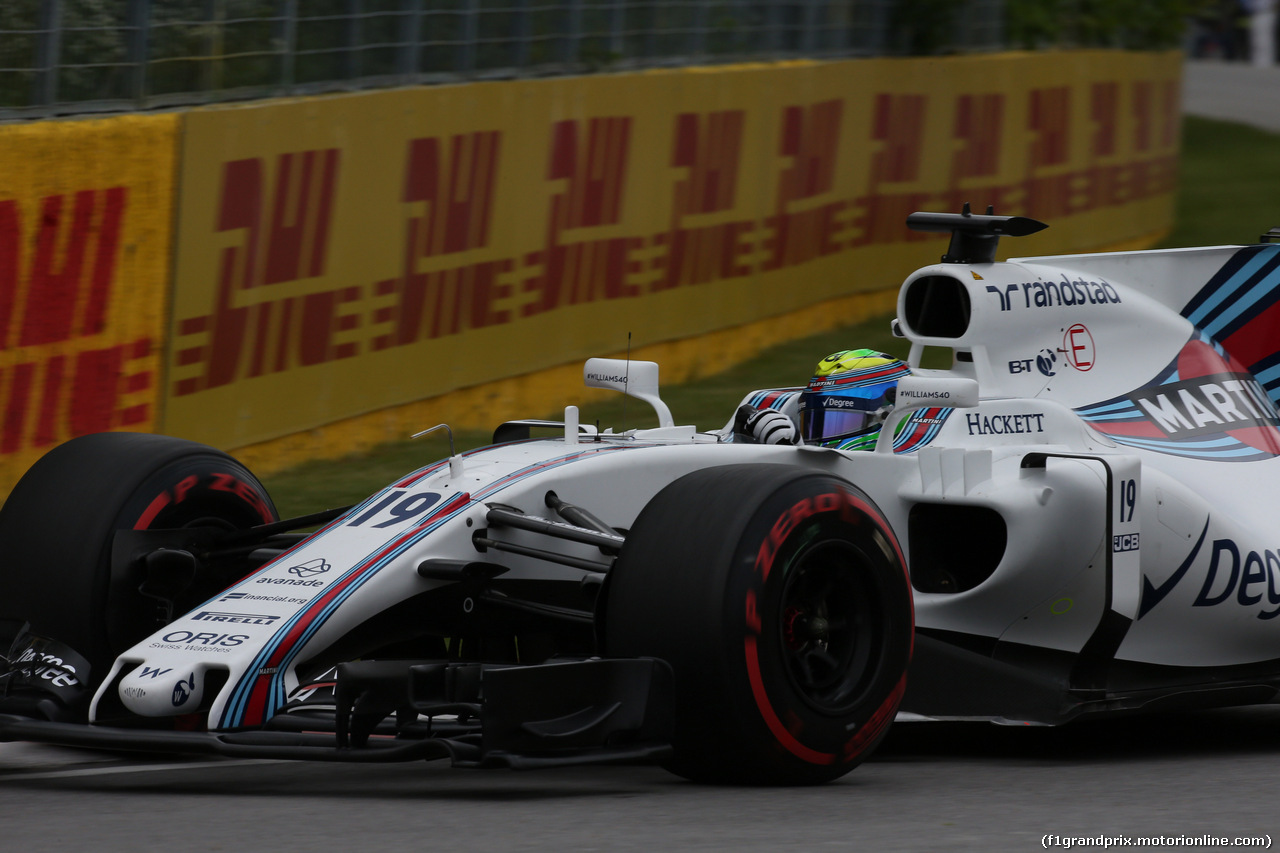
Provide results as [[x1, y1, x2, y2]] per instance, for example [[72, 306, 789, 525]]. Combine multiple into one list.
[[0, 52, 1181, 493], [164, 51, 1182, 454], [0, 114, 178, 495]]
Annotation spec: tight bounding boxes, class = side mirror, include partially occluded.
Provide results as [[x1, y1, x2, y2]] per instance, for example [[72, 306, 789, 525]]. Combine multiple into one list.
[[584, 358, 674, 428]]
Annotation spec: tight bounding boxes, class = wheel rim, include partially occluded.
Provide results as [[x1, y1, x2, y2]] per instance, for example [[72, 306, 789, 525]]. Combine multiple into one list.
[[776, 537, 883, 715]]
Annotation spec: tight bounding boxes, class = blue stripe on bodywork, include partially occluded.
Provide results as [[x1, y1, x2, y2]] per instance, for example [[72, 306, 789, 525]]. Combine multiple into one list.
[[218, 443, 644, 728]]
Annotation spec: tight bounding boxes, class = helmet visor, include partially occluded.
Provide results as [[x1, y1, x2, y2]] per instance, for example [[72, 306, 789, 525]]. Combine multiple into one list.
[[800, 407, 874, 443], [800, 380, 896, 444]]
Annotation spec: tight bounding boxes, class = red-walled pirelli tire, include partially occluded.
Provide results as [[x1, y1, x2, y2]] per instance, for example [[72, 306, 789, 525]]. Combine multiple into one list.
[[0, 432, 277, 696], [603, 464, 913, 785]]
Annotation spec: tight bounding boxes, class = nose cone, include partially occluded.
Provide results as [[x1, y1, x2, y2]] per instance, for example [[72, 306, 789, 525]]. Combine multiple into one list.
[[119, 664, 205, 717]]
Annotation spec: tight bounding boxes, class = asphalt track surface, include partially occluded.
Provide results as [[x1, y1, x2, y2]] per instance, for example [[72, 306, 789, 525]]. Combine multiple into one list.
[[1183, 59, 1280, 133], [3, 62, 1280, 853], [1, 707, 1279, 852]]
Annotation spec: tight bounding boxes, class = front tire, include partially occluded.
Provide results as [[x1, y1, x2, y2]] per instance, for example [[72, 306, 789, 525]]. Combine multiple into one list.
[[604, 464, 913, 785], [0, 432, 278, 696]]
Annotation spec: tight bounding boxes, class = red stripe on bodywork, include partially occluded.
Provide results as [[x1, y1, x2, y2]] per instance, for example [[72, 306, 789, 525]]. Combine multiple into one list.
[[1227, 425, 1280, 454], [395, 461, 448, 489], [759, 391, 787, 410], [1095, 420, 1164, 438], [1222, 300, 1280, 369], [239, 491, 471, 725]]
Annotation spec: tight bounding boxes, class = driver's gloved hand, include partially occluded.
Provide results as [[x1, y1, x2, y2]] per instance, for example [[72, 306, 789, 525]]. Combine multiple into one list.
[[734, 405, 796, 445]]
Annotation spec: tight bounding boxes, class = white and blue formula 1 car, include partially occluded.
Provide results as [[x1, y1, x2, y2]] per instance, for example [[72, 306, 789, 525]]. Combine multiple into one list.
[[3, 209, 1280, 785]]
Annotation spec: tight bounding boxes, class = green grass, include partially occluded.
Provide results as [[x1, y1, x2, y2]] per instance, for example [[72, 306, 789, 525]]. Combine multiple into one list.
[[260, 314, 919, 517], [261, 115, 1280, 518], [1158, 117, 1280, 248]]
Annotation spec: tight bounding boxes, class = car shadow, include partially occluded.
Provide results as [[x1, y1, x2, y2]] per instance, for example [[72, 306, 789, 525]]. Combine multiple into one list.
[[874, 705, 1280, 763]]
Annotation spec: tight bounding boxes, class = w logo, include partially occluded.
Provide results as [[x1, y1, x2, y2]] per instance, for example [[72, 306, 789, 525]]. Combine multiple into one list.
[[172, 672, 196, 707]]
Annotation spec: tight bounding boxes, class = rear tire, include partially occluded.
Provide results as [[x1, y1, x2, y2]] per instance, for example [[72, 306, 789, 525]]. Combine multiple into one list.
[[0, 432, 277, 692], [604, 464, 912, 785]]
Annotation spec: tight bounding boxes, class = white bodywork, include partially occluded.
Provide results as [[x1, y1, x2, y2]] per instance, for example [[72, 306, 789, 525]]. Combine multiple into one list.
[[97, 238, 1280, 727]]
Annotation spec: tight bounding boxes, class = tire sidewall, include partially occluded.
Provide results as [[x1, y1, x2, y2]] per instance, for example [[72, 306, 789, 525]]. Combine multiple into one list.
[[103, 453, 277, 655], [117, 455, 276, 534], [0, 433, 277, 682], [604, 463, 913, 784], [722, 475, 912, 773]]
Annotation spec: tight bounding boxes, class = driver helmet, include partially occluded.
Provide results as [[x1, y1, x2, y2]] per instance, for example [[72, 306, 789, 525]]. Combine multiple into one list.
[[800, 349, 910, 446]]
